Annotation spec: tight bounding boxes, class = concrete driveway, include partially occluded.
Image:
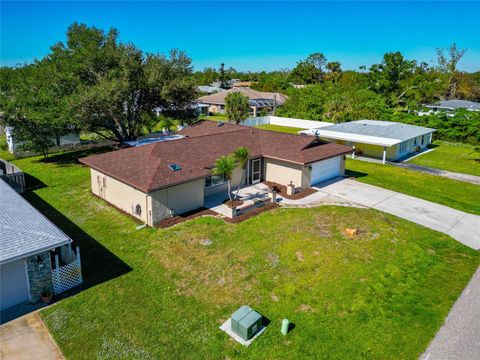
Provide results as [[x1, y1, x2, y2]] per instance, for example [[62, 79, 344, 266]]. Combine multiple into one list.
[[315, 179, 480, 250], [0, 312, 64, 360]]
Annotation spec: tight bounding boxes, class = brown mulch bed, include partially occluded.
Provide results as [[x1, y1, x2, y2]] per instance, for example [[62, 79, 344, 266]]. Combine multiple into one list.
[[223, 199, 244, 208], [263, 181, 317, 200], [156, 207, 217, 228], [224, 202, 279, 223]]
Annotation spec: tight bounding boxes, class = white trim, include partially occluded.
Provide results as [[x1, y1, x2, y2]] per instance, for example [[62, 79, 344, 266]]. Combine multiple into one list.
[[310, 130, 400, 147], [24, 259, 32, 301]]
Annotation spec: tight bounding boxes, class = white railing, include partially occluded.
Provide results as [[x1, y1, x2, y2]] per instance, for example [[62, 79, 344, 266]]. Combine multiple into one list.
[[51, 246, 83, 295]]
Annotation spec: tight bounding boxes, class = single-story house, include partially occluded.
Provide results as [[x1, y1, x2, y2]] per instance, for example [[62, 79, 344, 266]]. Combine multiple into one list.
[[300, 120, 436, 163], [0, 179, 83, 311], [423, 99, 480, 114], [197, 85, 225, 94], [80, 121, 352, 226], [5, 126, 81, 154], [198, 87, 288, 116]]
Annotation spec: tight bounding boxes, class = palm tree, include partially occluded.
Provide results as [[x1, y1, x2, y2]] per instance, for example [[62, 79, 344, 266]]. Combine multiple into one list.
[[212, 155, 236, 201], [233, 146, 250, 200], [225, 92, 250, 124]]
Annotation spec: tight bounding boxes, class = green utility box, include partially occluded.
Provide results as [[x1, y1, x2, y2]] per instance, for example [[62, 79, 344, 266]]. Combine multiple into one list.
[[231, 305, 262, 341]]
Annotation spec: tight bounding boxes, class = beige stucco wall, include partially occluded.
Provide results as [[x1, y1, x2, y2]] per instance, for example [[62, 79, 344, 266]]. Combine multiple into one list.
[[148, 179, 205, 224], [90, 169, 149, 223], [90, 169, 205, 226], [264, 158, 308, 188]]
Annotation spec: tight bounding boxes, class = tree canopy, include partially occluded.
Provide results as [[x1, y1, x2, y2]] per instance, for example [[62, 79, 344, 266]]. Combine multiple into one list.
[[1, 23, 197, 146], [225, 92, 250, 124]]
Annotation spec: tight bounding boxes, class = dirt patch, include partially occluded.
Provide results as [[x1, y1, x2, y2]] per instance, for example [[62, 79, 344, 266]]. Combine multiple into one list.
[[223, 199, 244, 208], [156, 208, 217, 228], [263, 181, 317, 200]]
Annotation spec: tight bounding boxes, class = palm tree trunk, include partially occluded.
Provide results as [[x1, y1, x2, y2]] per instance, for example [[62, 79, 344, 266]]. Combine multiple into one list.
[[234, 173, 246, 200], [228, 180, 233, 201]]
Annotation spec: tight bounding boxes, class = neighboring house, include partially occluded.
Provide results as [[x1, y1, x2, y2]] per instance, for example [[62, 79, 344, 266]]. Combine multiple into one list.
[[198, 87, 288, 116], [419, 99, 480, 116], [300, 120, 435, 163], [80, 121, 352, 226], [196, 85, 225, 94], [4, 126, 81, 154], [0, 179, 83, 311], [232, 81, 257, 88]]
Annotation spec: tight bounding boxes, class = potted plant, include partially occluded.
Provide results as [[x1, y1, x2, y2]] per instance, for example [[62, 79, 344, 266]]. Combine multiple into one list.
[[41, 289, 53, 304]]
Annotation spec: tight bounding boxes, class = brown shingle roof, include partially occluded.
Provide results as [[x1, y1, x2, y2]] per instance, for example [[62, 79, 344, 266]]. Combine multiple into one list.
[[80, 121, 352, 193], [198, 87, 288, 106]]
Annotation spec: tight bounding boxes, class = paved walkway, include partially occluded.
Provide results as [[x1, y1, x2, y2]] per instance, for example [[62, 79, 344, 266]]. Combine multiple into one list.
[[419, 266, 480, 360], [392, 161, 480, 185], [0, 312, 64, 360]]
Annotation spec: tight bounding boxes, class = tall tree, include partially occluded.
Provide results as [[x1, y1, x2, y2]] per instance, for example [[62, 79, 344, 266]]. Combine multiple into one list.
[[225, 92, 250, 124], [289, 52, 328, 84], [0, 61, 75, 159], [325, 61, 342, 83], [218, 63, 231, 89], [58, 24, 196, 142], [369, 52, 416, 106], [436, 43, 467, 99]]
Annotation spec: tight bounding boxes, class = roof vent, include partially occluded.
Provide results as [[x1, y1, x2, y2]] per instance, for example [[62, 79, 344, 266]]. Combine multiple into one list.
[[168, 164, 182, 171], [217, 121, 224, 127]]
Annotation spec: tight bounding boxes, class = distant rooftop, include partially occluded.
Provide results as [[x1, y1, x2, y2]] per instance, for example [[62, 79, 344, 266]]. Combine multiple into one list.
[[0, 179, 71, 264], [314, 120, 436, 147], [427, 99, 480, 110]]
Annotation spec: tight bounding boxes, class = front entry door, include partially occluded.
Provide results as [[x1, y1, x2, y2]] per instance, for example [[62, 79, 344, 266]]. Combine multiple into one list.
[[252, 158, 261, 184]]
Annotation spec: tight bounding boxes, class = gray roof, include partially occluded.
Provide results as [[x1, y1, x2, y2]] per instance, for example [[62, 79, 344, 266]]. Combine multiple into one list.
[[0, 179, 71, 264], [320, 120, 435, 141], [430, 100, 480, 110], [197, 86, 225, 94]]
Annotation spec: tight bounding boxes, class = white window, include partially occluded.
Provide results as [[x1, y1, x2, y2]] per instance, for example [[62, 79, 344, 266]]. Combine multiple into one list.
[[399, 142, 407, 153]]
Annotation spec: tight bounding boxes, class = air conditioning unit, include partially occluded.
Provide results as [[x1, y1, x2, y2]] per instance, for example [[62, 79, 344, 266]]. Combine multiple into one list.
[[231, 305, 262, 341]]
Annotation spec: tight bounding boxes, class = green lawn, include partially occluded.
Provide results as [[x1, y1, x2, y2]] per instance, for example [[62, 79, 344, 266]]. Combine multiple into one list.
[[201, 114, 228, 121], [6, 152, 478, 359], [255, 124, 305, 134], [0, 135, 15, 161], [346, 159, 480, 215], [409, 141, 480, 176]]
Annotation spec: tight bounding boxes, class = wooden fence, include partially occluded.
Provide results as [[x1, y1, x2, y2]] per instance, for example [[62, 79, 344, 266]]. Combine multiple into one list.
[[0, 158, 25, 193]]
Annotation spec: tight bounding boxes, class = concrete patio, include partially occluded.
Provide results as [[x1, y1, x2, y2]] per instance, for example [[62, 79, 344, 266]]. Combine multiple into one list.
[[204, 183, 271, 217]]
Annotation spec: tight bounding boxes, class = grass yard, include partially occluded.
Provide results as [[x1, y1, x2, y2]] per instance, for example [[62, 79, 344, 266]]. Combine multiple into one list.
[[201, 114, 228, 121], [255, 124, 305, 134], [7, 151, 478, 359], [346, 159, 480, 215], [409, 141, 480, 176]]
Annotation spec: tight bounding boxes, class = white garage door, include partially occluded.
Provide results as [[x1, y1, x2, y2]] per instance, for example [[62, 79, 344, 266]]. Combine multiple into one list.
[[310, 156, 341, 186], [0, 260, 30, 311]]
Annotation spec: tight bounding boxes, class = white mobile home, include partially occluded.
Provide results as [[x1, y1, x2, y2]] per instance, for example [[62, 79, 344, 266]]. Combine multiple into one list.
[[300, 120, 436, 163]]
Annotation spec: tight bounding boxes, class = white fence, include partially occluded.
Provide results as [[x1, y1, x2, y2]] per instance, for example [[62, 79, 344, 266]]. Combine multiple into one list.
[[242, 116, 333, 130], [51, 246, 83, 295]]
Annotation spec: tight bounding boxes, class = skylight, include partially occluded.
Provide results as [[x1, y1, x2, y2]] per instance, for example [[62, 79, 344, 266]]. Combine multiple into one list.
[[168, 164, 182, 171]]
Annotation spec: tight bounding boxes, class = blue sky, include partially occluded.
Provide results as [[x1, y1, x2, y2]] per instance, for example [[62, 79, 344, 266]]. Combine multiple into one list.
[[1, 1, 479, 72]]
